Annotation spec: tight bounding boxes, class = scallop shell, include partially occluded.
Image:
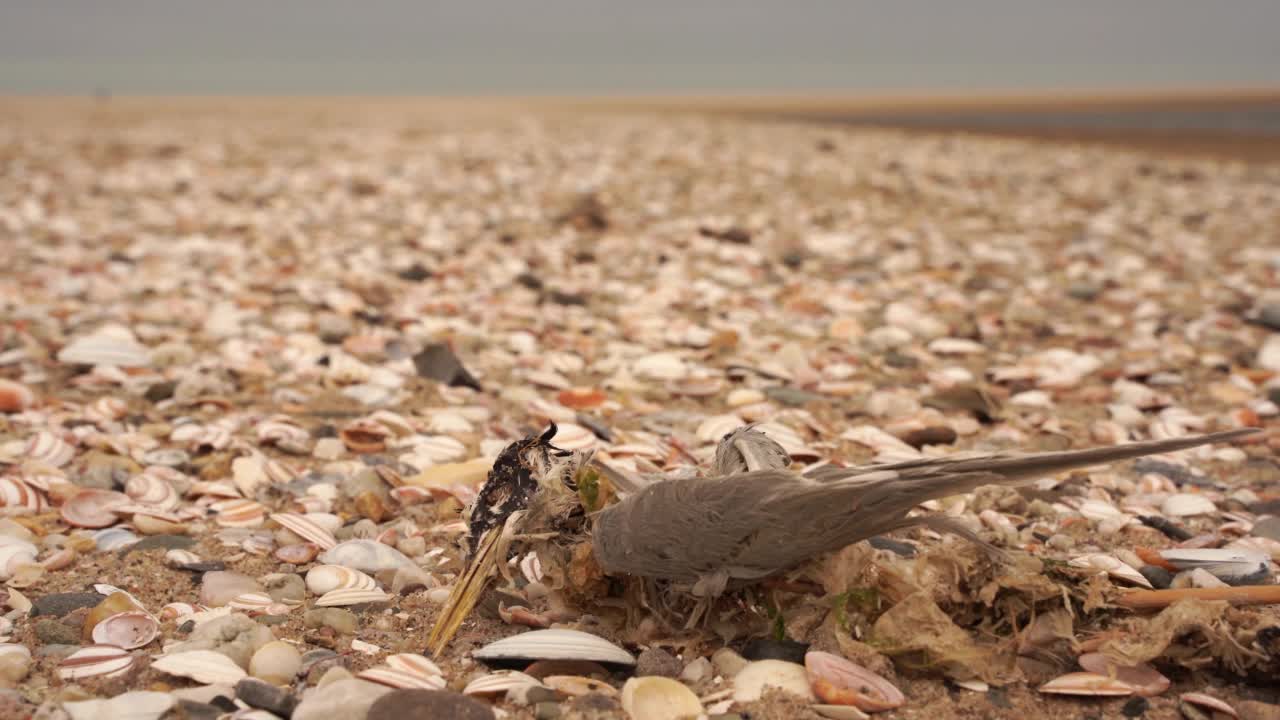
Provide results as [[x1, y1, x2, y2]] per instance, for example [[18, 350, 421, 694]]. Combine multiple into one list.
[[165, 549, 202, 567], [315, 588, 390, 606], [696, 415, 744, 444], [275, 542, 320, 564], [152, 649, 248, 685], [61, 489, 129, 528], [1039, 672, 1135, 696], [242, 535, 275, 556], [228, 592, 279, 615], [805, 651, 904, 711], [142, 448, 190, 467], [212, 498, 267, 528], [551, 423, 597, 451], [385, 653, 444, 679], [59, 645, 135, 680], [0, 476, 48, 512], [86, 396, 129, 423], [1068, 553, 1153, 588], [57, 327, 152, 367], [270, 512, 337, 550], [358, 666, 447, 690], [620, 676, 704, 720], [463, 670, 544, 696], [305, 564, 378, 595], [472, 628, 635, 665], [90, 611, 159, 649], [125, 474, 179, 510], [25, 431, 75, 467]]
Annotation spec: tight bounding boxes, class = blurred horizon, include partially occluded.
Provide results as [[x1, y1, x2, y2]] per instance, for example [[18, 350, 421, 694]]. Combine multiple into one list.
[[3, 1, 1279, 96]]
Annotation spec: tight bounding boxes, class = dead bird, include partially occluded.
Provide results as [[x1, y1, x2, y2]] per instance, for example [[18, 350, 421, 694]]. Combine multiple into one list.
[[430, 424, 1258, 653]]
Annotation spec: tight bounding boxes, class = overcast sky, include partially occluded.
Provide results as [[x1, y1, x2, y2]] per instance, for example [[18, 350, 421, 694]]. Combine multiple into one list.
[[2, 1, 1278, 94]]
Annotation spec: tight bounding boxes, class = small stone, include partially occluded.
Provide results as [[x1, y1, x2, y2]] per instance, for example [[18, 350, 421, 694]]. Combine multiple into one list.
[[122, 534, 196, 556], [1258, 304, 1280, 332], [294, 677, 390, 720], [78, 451, 141, 489], [635, 648, 682, 678], [172, 700, 223, 720], [366, 689, 495, 720], [1122, 696, 1149, 717], [201, 571, 263, 607], [396, 535, 427, 558], [1067, 281, 1103, 301], [237, 676, 299, 716], [523, 686, 562, 705], [263, 573, 307, 605], [250, 640, 302, 685], [1139, 566, 1173, 589], [0, 655, 30, 687], [763, 386, 823, 407], [304, 608, 358, 635], [741, 638, 808, 664], [314, 437, 346, 460], [680, 657, 711, 684], [412, 343, 482, 391], [566, 693, 621, 714], [133, 513, 187, 535], [34, 618, 79, 645], [144, 381, 177, 402], [534, 702, 562, 720], [711, 648, 748, 679], [31, 592, 103, 618], [64, 691, 173, 720], [1252, 516, 1280, 542], [1238, 700, 1280, 720], [899, 425, 958, 448]]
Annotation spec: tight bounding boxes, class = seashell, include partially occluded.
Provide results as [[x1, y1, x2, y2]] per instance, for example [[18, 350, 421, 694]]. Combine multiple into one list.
[[242, 535, 275, 556], [0, 379, 36, 413], [40, 547, 77, 571], [0, 541, 38, 581], [188, 480, 242, 498], [293, 495, 331, 514], [1069, 554, 1154, 588], [93, 527, 140, 551], [406, 435, 468, 464], [697, 415, 744, 444], [152, 649, 247, 685], [726, 388, 767, 407], [315, 587, 390, 606], [59, 645, 135, 680], [391, 486, 434, 506], [142, 448, 190, 467], [165, 549, 202, 567], [270, 512, 337, 550], [633, 353, 687, 381], [319, 539, 416, 572], [1179, 692, 1238, 718], [544, 675, 618, 697], [0, 643, 30, 662], [1162, 493, 1218, 517], [228, 592, 279, 615], [668, 376, 724, 397], [212, 498, 267, 528], [275, 542, 319, 564], [551, 423, 597, 451], [86, 396, 129, 423], [1039, 672, 1135, 696], [557, 387, 606, 410], [733, 659, 817, 703], [90, 611, 159, 649], [621, 676, 703, 720], [58, 326, 152, 367], [472, 628, 635, 665], [339, 420, 390, 453], [159, 602, 204, 621], [358, 666, 447, 690], [813, 705, 872, 720], [463, 670, 543, 696], [805, 651, 904, 711], [498, 603, 551, 628], [124, 474, 179, 510], [1077, 653, 1169, 697], [305, 564, 378, 595], [0, 476, 48, 512], [256, 418, 311, 448], [61, 489, 129, 528], [25, 431, 75, 467], [520, 552, 543, 584]]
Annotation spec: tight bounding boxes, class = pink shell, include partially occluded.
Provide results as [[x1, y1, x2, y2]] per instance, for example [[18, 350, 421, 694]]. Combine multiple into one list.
[[125, 474, 179, 510], [805, 651, 904, 711], [60, 489, 129, 528], [59, 645, 134, 680], [25, 431, 75, 467], [274, 542, 320, 564], [0, 476, 48, 512], [1077, 653, 1170, 697], [91, 611, 159, 649]]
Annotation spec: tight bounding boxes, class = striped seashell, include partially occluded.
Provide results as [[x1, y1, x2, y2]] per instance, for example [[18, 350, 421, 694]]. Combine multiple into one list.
[[263, 458, 299, 485], [25, 431, 75, 467], [140, 448, 189, 467], [188, 480, 242, 498], [228, 592, 277, 614], [16, 467, 64, 492], [211, 498, 267, 528], [372, 464, 404, 487], [339, 420, 391, 454], [91, 611, 159, 649], [191, 426, 233, 451], [390, 486, 434, 505], [61, 489, 129, 528], [408, 435, 467, 464], [314, 587, 390, 606], [463, 670, 545, 696], [385, 653, 444, 679], [1069, 554, 1154, 588], [0, 476, 48, 512], [366, 410, 416, 437], [292, 495, 331, 513], [551, 423, 597, 451], [696, 414, 745, 444], [86, 396, 129, 424], [270, 512, 337, 550], [93, 527, 140, 551], [668, 376, 724, 397], [165, 549, 202, 567], [358, 666, 447, 690], [472, 628, 636, 665], [124, 474, 179, 510], [159, 602, 205, 621], [57, 327, 152, 367], [242, 535, 275, 556], [257, 423, 311, 451], [305, 564, 378, 595], [0, 541, 38, 581], [59, 645, 135, 680], [152, 649, 247, 685]]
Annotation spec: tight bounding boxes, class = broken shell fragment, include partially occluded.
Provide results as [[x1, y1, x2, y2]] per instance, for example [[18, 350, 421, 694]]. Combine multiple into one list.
[[358, 665, 446, 690], [544, 675, 619, 697], [1038, 672, 1135, 696], [90, 611, 159, 650], [59, 645, 135, 680], [732, 659, 817, 703], [1069, 554, 1153, 588], [805, 651, 904, 711], [152, 649, 248, 685], [472, 628, 635, 665], [212, 498, 267, 528], [620, 676, 703, 720], [1077, 653, 1170, 697]]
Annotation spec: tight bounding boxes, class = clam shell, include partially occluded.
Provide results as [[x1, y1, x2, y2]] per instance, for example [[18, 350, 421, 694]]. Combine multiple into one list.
[[228, 592, 278, 614], [142, 448, 190, 467], [1039, 672, 1135, 696], [25, 431, 75, 467], [805, 651, 904, 711], [621, 676, 703, 720], [315, 588, 390, 606], [90, 611, 159, 649], [544, 675, 618, 697], [165, 549, 202, 567], [319, 539, 416, 572], [275, 542, 320, 564], [152, 649, 248, 685], [383, 653, 443, 678], [256, 418, 311, 446], [408, 435, 467, 464], [270, 512, 337, 550], [1077, 653, 1170, 697], [212, 498, 267, 528], [59, 645, 135, 680], [1180, 692, 1238, 718], [463, 670, 543, 696], [159, 602, 204, 620], [472, 628, 635, 665], [1068, 554, 1153, 588], [1162, 493, 1218, 517], [0, 476, 48, 512], [61, 489, 129, 528], [305, 564, 378, 595], [358, 666, 447, 690], [0, 643, 31, 662], [125, 474, 179, 510], [57, 327, 152, 367], [93, 527, 140, 551], [551, 423, 598, 451], [86, 396, 129, 423], [0, 541, 38, 580]]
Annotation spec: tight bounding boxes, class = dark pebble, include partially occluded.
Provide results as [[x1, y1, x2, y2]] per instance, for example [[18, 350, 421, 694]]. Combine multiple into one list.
[[31, 592, 103, 618], [367, 689, 494, 720], [174, 700, 223, 720], [523, 687, 561, 705], [1122, 696, 1149, 717], [144, 381, 177, 403], [900, 425, 958, 448], [764, 386, 824, 407], [121, 534, 196, 557], [987, 686, 1012, 709], [635, 648, 682, 678], [1250, 499, 1280, 516], [869, 536, 918, 557], [236, 677, 298, 717], [883, 350, 919, 369], [1139, 566, 1173, 589], [181, 562, 227, 573], [1257, 304, 1280, 332], [533, 701, 561, 720], [396, 263, 433, 282], [1067, 281, 1103, 301], [1138, 515, 1193, 541], [741, 638, 808, 664], [34, 618, 80, 645], [412, 343, 482, 391]]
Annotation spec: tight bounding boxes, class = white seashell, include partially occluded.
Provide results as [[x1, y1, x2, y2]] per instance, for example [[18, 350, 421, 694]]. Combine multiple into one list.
[[1161, 493, 1218, 517], [124, 474, 179, 511], [472, 628, 635, 665], [928, 337, 986, 355], [256, 418, 311, 447], [25, 431, 75, 467], [1077, 653, 1169, 697], [228, 592, 285, 615], [813, 705, 872, 720], [621, 676, 703, 720], [212, 499, 267, 528], [0, 643, 31, 662], [726, 388, 766, 407], [358, 666, 446, 690], [152, 649, 247, 685], [696, 414, 744, 444], [543, 675, 618, 697], [64, 693, 175, 720], [91, 611, 159, 649], [551, 423, 597, 451], [141, 448, 190, 467], [159, 602, 205, 621], [59, 645, 135, 680], [270, 512, 337, 550], [384, 653, 444, 679], [57, 327, 152, 367], [1068, 554, 1153, 588], [93, 527, 140, 551], [305, 565, 378, 595], [463, 670, 543, 696], [732, 659, 816, 703], [0, 476, 48, 512], [805, 650, 904, 711], [164, 549, 201, 567], [632, 353, 687, 381], [520, 552, 543, 584], [407, 435, 468, 464], [315, 588, 390, 606], [0, 541, 38, 581], [319, 539, 416, 572], [1077, 498, 1125, 522], [1039, 671, 1135, 696]]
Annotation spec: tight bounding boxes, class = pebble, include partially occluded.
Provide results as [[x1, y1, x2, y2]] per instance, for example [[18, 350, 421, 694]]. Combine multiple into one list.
[[237, 676, 299, 717], [742, 638, 809, 664], [0, 654, 30, 687], [534, 701, 562, 720], [304, 608, 359, 635], [169, 613, 275, 669], [1251, 516, 1280, 542], [64, 691, 173, 720], [1122, 696, 1150, 717], [1239, 700, 1280, 720], [1139, 566, 1174, 589], [124, 534, 196, 555], [366, 689, 495, 720], [31, 592, 103, 618], [34, 618, 80, 646], [294, 677, 391, 720], [249, 640, 302, 684], [635, 647, 683, 678], [201, 571, 264, 607], [711, 648, 749, 679]]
